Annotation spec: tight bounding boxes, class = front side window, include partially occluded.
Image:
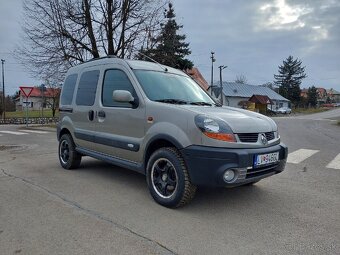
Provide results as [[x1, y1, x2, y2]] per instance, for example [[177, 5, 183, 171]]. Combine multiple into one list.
[[133, 70, 215, 105], [76, 70, 100, 106], [61, 74, 77, 105], [102, 69, 137, 108]]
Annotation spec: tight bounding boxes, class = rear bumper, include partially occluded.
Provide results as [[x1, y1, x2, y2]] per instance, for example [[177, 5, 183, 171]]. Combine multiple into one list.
[[181, 143, 288, 187]]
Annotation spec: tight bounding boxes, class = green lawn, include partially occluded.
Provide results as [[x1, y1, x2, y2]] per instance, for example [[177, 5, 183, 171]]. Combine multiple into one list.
[[5, 110, 59, 118], [292, 107, 330, 114]]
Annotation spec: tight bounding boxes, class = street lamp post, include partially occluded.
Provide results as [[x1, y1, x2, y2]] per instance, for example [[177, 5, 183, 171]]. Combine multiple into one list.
[[210, 52, 216, 94], [1, 59, 5, 120], [218, 65, 227, 105]]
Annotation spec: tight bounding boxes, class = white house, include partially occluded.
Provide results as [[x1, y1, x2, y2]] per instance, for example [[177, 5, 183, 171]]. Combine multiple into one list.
[[209, 82, 290, 109], [16, 87, 60, 111]]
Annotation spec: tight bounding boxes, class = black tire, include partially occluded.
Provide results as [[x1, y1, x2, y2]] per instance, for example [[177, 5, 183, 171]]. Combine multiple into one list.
[[58, 134, 81, 170], [146, 147, 196, 208]]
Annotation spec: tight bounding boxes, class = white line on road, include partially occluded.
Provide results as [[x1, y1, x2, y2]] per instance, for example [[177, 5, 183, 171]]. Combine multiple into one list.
[[287, 149, 319, 164], [0, 131, 28, 135], [326, 153, 340, 170], [21, 130, 49, 134]]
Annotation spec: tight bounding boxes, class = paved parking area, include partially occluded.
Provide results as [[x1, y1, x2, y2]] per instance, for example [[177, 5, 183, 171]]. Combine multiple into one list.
[[0, 115, 339, 254]]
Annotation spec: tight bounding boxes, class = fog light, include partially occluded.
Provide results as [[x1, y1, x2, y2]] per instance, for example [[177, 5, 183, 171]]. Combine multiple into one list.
[[223, 169, 235, 182]]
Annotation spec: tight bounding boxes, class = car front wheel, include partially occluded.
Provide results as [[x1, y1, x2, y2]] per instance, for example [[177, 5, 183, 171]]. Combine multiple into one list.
[[146, 147, 196, 208]]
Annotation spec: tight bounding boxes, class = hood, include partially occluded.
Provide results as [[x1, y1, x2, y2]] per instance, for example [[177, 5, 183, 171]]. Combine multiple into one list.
[[181, 106, 277, 133]]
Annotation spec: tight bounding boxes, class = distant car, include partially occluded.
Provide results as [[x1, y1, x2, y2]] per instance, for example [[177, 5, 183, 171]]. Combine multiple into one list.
[[277, 107, 292, 114]]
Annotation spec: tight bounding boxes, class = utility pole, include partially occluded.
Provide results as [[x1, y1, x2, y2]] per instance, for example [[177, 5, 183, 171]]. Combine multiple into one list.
[[210, 52, 215, 95], [218, 65, 227, 105], [1, 59, 5, 120], [41, 84, 45, 118]]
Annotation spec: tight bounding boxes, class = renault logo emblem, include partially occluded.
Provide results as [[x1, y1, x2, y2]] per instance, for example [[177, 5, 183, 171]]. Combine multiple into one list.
[[260, 134, 268, 145]]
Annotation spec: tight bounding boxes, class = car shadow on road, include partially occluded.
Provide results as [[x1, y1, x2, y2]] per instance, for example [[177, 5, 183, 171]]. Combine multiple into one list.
[[74, 158, 284, 213], [74, 158, 146, 186]]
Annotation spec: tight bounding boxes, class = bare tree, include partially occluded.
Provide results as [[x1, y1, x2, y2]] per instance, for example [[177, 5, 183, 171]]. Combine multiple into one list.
[[234, 75, 248, 84], [16, 0, 166, 81], [43, 80, 61, 117]]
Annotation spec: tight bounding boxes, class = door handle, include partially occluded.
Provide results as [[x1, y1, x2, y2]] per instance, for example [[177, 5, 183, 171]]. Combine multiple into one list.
[[88, 110, 94, 121], [98, 110, 106, 118]]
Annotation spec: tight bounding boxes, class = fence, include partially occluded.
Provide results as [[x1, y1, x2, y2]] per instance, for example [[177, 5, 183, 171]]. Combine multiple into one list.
[[0, 117, 59, 125]]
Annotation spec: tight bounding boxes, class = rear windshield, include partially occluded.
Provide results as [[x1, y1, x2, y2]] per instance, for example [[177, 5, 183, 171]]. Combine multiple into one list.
[[60, 74, 78, 105]]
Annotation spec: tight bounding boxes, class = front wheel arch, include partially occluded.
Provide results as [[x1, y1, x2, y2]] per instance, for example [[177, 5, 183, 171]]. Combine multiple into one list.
[[143, 135, 184, 172]]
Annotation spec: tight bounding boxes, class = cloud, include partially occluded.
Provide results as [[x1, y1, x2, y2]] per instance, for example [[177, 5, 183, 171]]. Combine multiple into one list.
[[257, 0, 312, 30], [171, 0, 339, 90]]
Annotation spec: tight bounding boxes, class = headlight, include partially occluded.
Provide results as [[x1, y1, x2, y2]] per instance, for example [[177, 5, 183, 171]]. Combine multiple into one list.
[[195, 115, 236, 142], [274, 125, 280, 138], [275, 129, 280, 138]]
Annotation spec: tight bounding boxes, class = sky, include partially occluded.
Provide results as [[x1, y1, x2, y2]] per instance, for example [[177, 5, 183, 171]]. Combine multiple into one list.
[[0, 0, 339, 96]]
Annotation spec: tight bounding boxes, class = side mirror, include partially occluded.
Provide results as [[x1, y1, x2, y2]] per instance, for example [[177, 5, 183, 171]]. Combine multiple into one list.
[[112, 90, 139, 108]]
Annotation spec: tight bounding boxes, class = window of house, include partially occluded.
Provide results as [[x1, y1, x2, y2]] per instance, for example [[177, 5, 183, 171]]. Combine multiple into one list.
[[102, 69, 137, 108], [76, 70, 100, 106], [61, 74, 78, 105]]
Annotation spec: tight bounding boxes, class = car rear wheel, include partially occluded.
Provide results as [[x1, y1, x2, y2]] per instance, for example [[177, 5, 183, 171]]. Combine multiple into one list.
[[58, 134, 81, 170], [146, 147, 196, 208]]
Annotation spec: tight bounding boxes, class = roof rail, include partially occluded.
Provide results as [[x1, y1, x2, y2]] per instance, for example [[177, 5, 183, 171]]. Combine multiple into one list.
[[79, 55, 118, 65]]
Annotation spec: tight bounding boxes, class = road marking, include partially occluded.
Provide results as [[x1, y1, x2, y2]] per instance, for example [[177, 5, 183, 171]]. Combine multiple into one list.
[[0, 131, 28, 135], [287, 149, 319, 164], [20, 130, 49, 134], [326, 153, 340, 170]]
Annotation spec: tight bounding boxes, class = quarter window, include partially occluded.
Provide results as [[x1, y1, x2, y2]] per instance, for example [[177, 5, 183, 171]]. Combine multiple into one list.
[[102, 69, 137, 108], [61, 74, 78, 105], [76, 70, 100, 106]]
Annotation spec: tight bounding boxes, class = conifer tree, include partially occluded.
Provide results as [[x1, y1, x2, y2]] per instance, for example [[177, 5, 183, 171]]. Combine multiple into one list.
[[307, 86, 317, 107], [274, 56, 307, 105], [139, 3, 193, 70]]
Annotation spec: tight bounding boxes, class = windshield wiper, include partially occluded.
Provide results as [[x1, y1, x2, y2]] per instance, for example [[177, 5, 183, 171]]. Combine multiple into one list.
[[190, 101, 213, 106], [155, 99, 188, 105]]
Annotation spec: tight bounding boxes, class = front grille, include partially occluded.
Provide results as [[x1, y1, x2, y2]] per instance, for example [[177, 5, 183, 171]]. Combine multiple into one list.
[[265, 132, 275, 141], [237, 133, 259, 143], [237, 132, 275, 143], [246, 164, 278, 179]]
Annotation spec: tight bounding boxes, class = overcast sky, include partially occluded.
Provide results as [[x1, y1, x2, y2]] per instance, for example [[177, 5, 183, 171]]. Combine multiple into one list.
[[1, 0, 339, 95]]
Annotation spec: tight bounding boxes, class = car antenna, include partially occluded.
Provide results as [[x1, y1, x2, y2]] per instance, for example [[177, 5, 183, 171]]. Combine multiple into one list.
[[138, 52, 168, 72]]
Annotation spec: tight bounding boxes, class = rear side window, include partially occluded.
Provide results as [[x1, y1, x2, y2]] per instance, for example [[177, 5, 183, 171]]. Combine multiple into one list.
[[102, 69, 137, 108], [60, 74, 77, 105], [76, 70, 100, 106]]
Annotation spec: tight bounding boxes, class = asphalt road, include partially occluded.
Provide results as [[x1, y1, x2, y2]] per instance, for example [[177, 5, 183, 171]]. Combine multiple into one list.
[[0, 109, 339, 255]]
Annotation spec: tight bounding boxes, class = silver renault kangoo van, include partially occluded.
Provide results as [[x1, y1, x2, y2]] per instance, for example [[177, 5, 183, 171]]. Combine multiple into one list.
[[57, 57, 287, 208]]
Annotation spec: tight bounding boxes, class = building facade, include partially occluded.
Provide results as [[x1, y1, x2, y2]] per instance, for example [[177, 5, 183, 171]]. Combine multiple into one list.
[[16, 87, 60, 111], [209, 82, 290, 109]]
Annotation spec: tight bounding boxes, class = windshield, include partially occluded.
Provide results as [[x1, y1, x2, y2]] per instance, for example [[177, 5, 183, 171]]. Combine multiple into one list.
[[133, 70, 216, 105]]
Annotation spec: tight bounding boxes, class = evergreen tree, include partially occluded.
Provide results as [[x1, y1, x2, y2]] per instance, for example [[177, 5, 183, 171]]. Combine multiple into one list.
[[274, 56, 307, 106], [307, 86, 317, 107], [139, 3, 193, 70]]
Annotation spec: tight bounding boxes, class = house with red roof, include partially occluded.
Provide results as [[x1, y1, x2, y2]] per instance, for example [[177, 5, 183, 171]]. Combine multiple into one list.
[[186, 68, 209, 91], [16, 86, 60, 111]]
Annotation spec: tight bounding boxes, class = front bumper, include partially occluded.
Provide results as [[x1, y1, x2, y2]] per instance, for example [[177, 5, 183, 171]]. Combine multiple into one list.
[[181, 143, 288, 187]]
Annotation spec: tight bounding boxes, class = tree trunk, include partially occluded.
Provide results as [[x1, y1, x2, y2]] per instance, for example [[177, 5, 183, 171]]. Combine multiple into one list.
[[83, 0, 100, 58]]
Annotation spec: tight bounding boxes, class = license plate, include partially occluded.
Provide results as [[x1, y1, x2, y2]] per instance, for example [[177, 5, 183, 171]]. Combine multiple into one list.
[[254, 152, 279, 167]]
